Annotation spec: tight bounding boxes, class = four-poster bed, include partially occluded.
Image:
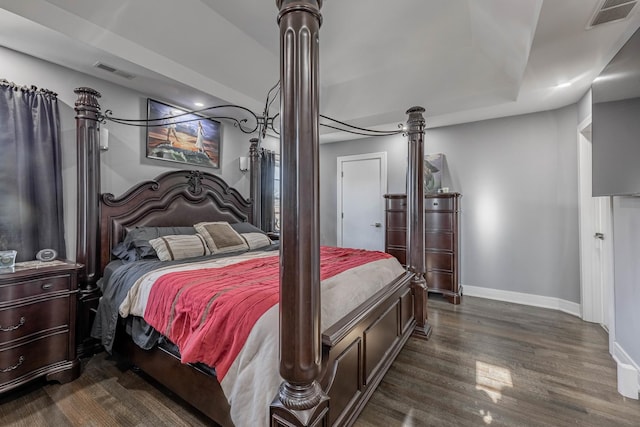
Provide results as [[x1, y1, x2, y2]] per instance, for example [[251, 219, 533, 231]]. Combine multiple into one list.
[[74, 1, 429, 426]]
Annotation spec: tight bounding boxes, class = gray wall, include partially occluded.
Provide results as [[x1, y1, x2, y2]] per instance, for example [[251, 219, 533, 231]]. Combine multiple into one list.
[[1, 46, 256, 261], [612, 197, 640, 367], [577, 89, 592, 125], [592, 97, 640, 196], [321, 105, 581, 302], [319, 133, 407, 246], [578, 88, 640, 371]]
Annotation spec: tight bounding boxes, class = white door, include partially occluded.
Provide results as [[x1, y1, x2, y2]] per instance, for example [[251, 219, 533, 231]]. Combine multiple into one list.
[[337, 153, 387, 250], [578, 116, 613, 332]]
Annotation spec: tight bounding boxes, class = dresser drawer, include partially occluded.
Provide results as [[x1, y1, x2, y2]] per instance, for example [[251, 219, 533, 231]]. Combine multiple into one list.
[[386, 211, 406, 229], [0, 332, 69, 384], [0, 296, 70, 345], [386, 230, 406, 248], [426, 270, 454, 293], [426, 251, 453, 272], [425, 212, 453, 231], [386, 248, 406, 265], [385, 197, 407, 211], [425, 231, 453, 251], [0, 275, 70, 302], [425, 197, 454, 211]]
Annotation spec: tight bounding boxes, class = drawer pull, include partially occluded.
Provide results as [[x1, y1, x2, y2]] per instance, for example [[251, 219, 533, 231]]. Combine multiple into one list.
[[41, 283, 53, 290], [433, 202, 439, 206], [0, 356, 25, 373], [0, 316, 26, 332]]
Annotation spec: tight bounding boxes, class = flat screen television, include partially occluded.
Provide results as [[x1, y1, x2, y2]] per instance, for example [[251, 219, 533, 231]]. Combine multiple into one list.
[[592, 26, 640, 196]]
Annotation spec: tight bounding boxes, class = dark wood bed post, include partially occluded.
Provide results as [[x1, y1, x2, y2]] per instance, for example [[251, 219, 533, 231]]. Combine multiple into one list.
[[249, 137, 262, 228], [74, 87, 104, 355], [271, 0, 328, 426], [406, 106, 432, 338]]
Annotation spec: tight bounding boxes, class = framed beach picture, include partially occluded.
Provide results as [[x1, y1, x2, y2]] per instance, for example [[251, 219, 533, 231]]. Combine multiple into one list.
[[146, 99, 221, 169]]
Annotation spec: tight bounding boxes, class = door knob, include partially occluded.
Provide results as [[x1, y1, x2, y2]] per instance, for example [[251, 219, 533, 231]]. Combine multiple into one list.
[[594, 232, 604, 240]]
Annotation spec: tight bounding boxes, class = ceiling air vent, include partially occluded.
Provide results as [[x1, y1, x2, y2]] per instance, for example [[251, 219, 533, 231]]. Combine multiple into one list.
[[93, 62, 136, 79], [588, 0, 638, 27]]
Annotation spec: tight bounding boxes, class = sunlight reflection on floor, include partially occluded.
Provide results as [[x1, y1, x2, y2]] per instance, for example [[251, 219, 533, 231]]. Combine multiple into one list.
[[475, 360, 514, 424], [401, 408, 415, 427]]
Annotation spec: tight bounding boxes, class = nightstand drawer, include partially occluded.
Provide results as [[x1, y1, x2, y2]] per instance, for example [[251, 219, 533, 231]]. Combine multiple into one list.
[[0, 275, 70, 302], [0, 332, 69, 384], [0, 296, 70, 345]]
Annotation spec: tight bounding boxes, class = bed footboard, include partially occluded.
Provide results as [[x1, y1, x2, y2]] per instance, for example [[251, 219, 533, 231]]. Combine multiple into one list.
[[114, 327, 234, 427], [320, 272, 415, 426]]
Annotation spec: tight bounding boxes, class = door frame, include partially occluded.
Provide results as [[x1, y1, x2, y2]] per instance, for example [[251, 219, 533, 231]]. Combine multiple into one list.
[[336, 152, 388, 247], [577, 114, 615, 346]]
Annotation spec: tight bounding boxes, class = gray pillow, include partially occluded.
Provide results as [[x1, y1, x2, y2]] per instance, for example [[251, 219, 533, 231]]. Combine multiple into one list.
[[230, 222, 266, 235], [112, 226, 197, 262], [124, 226, 197, 243]]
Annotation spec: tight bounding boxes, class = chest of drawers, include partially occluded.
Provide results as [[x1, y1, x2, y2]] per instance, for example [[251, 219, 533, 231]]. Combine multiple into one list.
[[0, 261, 81, 393], [384, 193, 462, 304]]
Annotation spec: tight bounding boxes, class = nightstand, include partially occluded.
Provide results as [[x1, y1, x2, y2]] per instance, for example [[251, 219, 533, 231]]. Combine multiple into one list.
[[0, 260, 81, 393]]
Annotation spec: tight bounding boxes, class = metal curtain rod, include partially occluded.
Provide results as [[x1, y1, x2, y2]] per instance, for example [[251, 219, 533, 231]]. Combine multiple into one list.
[[100, 81, 404, 138]]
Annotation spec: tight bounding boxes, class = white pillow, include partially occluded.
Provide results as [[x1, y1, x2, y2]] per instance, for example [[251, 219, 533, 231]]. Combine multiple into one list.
[[149, 234, 210, 261], [240, 232, 273, 250]]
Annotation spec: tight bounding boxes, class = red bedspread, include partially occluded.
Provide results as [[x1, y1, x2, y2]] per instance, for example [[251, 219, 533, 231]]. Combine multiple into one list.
[[143, 246, 392, 380]]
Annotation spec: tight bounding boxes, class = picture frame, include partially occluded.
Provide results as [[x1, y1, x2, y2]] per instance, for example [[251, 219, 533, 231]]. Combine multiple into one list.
[[424, 153, 444, 194], [146, 98, 222, 169]]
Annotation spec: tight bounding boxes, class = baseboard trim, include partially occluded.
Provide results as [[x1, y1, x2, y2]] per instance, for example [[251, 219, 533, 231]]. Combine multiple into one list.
[[461, 284, 581, 317], [612, 342, 640, 399]]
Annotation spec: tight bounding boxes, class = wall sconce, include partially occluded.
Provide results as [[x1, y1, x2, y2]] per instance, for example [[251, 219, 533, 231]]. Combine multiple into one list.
[[99, 127, 109, 151], [239, 157, 249, 172]]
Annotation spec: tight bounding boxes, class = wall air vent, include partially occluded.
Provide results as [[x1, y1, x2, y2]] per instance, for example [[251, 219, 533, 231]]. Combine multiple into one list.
[[93, 62, 136, 79], [588, 0, 637, 28]]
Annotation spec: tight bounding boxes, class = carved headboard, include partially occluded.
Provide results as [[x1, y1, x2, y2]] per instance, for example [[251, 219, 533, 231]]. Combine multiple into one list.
[[99, 169, 251, 273]]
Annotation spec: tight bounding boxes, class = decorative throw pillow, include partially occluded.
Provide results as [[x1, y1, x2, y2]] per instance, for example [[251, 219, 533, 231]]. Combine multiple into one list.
[[240, 232, 273, 250], [194, 222, 249, 254], [148, 234, 210, 261]]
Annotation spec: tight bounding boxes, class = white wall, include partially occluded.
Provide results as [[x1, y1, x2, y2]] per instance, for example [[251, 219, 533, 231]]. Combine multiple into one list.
[[1, 46, 256, 261], [320, 105, 580, 303]]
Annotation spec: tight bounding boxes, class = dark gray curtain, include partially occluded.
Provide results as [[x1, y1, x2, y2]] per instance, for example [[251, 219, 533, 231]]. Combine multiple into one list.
[[0, 80, 66, 261], [260, 149, 276, 232]]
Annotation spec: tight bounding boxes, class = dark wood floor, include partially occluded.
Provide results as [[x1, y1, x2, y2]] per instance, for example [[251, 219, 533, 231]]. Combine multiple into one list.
[[1, 296, 638, 426]]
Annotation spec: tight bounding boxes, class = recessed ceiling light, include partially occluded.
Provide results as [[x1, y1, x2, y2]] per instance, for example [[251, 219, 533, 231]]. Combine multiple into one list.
[[194, 102, 204, 107]]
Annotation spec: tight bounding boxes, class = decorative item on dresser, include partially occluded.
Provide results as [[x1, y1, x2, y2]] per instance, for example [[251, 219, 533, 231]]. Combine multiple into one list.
[[384, 192, 462, 304], [0, 260, 81, 393]]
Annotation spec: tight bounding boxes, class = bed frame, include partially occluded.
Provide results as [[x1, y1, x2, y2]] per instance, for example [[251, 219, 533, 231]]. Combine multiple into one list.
[[73, 2, 430, 426]]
